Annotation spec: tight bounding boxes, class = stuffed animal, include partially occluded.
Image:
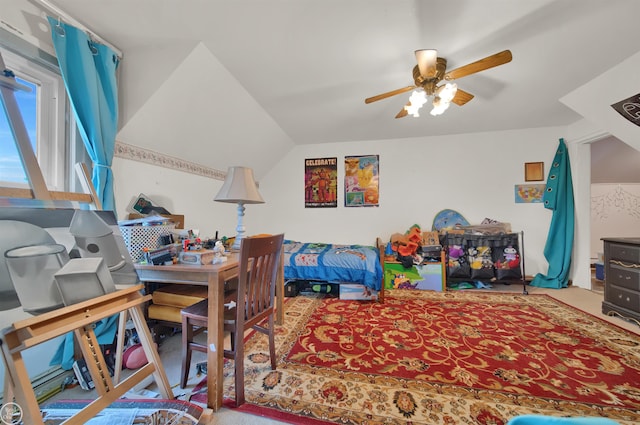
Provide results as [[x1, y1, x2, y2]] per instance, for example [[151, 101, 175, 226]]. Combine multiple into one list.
[[448, 244, 465, 267], [469, 246, 493, 270], [495, 245, 520, 269]]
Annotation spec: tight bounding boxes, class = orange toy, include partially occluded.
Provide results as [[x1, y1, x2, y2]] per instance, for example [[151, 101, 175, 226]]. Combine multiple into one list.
[[390, 225, 422, 257]]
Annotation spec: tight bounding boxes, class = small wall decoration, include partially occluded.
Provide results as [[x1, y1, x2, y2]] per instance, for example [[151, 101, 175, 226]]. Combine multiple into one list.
[[305, 157, 337, 208], [524, 162, 544, 181], [611, 92, 640, 127], [345, 155, 379, 207], [515, 184, 545, 203]]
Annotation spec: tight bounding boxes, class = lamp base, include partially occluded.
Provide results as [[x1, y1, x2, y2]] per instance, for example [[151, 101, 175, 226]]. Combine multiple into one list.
[[231, 240, 241, 251]]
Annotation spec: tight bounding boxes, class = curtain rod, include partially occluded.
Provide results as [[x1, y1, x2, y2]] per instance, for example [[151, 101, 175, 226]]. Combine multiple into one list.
[[36, 0, 123, 59]]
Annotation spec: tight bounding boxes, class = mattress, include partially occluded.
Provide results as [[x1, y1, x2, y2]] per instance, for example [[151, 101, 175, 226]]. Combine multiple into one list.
[[283, 240, 383, 291]]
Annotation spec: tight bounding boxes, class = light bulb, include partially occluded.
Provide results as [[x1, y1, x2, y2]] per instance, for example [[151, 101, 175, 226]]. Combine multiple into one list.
[[406, 89, 428, 117], [430, 97, 451, 116], [436, 83, 457, 103]]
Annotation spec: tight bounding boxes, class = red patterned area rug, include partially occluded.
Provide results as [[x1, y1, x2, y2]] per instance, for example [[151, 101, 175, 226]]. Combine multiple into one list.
[[193, 290, 640, 424]]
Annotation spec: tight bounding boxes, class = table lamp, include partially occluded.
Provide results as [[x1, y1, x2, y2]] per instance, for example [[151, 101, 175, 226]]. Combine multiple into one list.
[[214, 166, 264, 251]]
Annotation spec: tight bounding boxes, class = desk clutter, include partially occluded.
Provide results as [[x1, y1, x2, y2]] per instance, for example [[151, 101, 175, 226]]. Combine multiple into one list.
[[118, 215, 234, 266]]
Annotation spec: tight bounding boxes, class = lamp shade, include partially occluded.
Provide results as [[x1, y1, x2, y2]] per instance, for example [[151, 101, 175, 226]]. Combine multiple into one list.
[[214, 166, 264, 204]]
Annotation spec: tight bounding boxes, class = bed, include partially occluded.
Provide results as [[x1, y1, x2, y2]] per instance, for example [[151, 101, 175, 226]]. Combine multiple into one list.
[[282, 238, 385, 299]]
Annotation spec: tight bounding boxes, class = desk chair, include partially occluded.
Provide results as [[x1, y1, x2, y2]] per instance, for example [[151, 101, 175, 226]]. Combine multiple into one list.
[[180, 233, 285, 406], [179, 282, 238, 388]]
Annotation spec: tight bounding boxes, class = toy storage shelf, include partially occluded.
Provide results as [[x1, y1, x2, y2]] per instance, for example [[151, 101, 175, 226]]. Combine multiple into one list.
[[384, 249, 446, 292], [441, 231, 527, 295]]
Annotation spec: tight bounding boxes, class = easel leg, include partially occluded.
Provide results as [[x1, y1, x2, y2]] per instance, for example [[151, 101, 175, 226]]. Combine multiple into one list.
[[113, 310, 128, 384], [0, 338, 44, 425], [127, 305, 173, 399]]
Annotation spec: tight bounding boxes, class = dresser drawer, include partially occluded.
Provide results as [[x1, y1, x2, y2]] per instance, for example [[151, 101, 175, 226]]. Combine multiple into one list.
[[607, 264, 640, 291], [605, 285, 640, 312], [608, 243, 640, 263]]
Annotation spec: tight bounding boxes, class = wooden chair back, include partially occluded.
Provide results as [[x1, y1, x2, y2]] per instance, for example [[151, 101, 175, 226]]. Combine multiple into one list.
[[235, 233, 285, 329]]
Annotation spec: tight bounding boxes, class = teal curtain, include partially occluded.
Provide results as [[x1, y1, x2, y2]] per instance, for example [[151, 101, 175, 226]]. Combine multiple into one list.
[[47, 17, 119, 212], [531, 138, 575, 288], [50, 314, 119, 371]]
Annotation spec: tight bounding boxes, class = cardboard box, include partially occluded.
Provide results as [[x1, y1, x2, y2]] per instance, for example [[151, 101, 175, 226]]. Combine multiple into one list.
[[339, 284, 379, 301], [179, 249, 215, 265]]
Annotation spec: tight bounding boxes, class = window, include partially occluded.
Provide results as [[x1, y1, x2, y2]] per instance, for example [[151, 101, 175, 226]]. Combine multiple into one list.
[[0, 74, 36, 186], [0, 46, 86, 192]]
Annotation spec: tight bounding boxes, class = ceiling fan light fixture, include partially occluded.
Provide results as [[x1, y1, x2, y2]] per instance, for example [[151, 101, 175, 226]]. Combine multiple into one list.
[[406, 88, 428, 117], [415, 49, 438, 78], [366, 49, 512, 119]]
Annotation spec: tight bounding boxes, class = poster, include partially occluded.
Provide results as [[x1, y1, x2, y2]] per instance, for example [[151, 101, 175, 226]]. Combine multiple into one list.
[[305, 157, 338, 208], [611, 92, 640, 127], [514, 184, 545, 203], [345, 155, 379, 207]]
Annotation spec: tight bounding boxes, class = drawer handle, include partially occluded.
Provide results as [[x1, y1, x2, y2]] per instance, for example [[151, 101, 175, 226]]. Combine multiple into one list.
[[611, 260, 640, 268], [617, 294, 631, 302]]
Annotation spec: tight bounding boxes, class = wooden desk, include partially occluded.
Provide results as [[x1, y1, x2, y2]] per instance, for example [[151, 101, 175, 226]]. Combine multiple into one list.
[[134, 252, 284, 410]]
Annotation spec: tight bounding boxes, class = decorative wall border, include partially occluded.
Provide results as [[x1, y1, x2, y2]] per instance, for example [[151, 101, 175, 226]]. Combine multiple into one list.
[[114, 141, 225, 181], [591, 184, 640, 221]]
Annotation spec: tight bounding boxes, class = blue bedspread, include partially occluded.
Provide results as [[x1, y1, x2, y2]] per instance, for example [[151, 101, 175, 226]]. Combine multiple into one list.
[[283, 240, 383, 291]]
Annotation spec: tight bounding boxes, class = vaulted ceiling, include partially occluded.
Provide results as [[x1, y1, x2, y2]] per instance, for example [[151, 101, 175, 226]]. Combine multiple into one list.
[[15, 0, 640, 175]]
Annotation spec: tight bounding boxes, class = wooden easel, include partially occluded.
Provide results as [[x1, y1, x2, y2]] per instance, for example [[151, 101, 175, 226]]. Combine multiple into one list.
[[0, 285, 174, 425], [0, 66, 198, 423]]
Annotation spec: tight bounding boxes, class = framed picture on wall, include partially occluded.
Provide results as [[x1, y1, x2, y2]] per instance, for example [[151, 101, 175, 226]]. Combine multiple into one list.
[[524, 162, 544, 181], [345, 155, 379, 207], [305, 157, 338, 208], [515, 184, 545, 203]]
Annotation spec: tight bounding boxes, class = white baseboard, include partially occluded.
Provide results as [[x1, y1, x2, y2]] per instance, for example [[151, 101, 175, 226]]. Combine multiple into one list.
[[0, 366, 75, 404]]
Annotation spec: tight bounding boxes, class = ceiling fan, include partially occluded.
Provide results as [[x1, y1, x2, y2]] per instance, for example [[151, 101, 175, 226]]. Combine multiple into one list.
[[365, 49, 512, 118]]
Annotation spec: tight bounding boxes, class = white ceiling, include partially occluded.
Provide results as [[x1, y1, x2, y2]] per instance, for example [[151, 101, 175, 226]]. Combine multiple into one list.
[[26, 0, 640, 146]]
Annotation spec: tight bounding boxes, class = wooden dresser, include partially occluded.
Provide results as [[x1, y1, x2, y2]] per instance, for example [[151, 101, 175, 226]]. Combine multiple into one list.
[[602, 237, 640, 323]]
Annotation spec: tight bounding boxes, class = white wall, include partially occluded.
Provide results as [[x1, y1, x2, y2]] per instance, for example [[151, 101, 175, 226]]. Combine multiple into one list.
[[591, 184, 640, 259], [112, 158, 240, 240], [561, 50, 640, 153]]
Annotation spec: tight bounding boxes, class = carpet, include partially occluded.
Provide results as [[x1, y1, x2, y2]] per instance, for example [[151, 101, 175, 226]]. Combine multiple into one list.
[[192, 290, 640, 424]]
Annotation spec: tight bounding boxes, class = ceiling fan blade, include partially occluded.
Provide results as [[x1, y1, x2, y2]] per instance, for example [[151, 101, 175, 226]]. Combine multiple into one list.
[[395, 104, 410, 119], [365, 86, 415, 104], [444, 50, 512, 81], [451, 88, 474, 106], [415, 49, 438, 78]]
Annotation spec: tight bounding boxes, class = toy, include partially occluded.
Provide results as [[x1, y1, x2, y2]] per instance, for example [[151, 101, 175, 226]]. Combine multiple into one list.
[[469, 246, 493, 270], [390, 225, 423, 257], [448, 244, 465, 267], [495, 245, 520, 269], [212, 240, 227, 264]]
